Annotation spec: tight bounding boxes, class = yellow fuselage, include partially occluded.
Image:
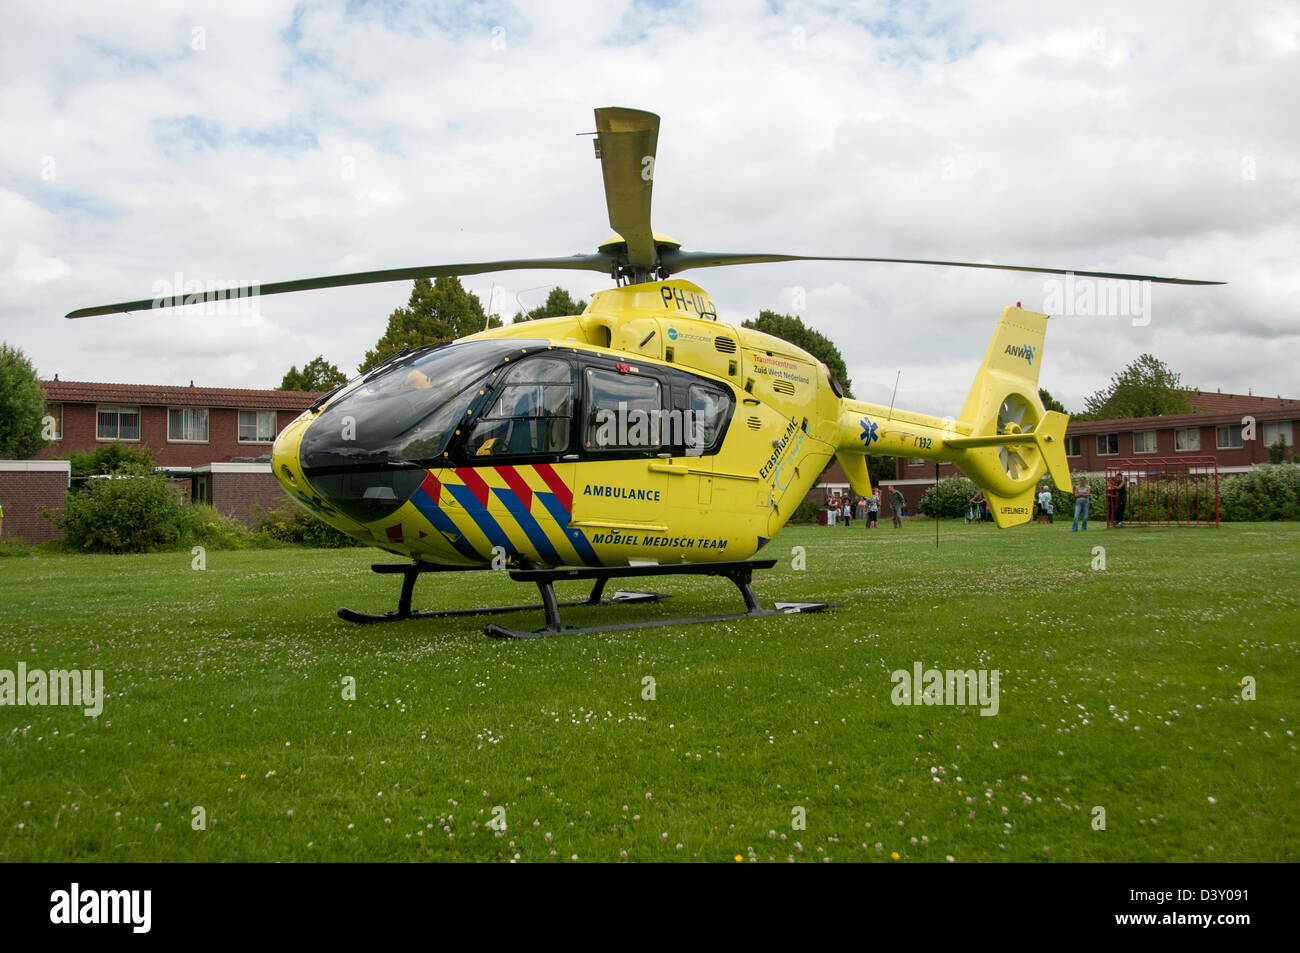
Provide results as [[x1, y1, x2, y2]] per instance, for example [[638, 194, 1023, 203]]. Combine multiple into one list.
[[272, 279, 843, 567]]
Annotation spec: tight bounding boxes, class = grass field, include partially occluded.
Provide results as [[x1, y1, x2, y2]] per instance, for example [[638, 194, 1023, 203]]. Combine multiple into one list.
[[1, 519, 1296, 862]]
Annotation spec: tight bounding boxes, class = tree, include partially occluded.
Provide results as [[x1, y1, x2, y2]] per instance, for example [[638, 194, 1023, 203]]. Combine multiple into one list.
[[1078, 353, 1192, 420], [359, 277, 502, 374], [511, 287, 587, 323], [1038, 388, 1068, 414], [280, 356, 348, 391], [0, 343, 47, 459], [867, 454, 897, 487], [741, 310, 853, 398]]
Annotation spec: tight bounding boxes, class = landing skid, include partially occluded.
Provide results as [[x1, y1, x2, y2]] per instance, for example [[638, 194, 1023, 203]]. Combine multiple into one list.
[[337, 559, 837, 638]]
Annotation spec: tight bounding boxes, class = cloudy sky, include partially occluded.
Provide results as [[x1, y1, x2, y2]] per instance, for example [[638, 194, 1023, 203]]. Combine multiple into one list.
[[3, 0, 1297, 415]]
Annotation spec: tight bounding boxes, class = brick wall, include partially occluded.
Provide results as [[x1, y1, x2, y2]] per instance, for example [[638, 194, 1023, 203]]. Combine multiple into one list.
[[0, 463, 70, 544], [206, 467, 292, 523]]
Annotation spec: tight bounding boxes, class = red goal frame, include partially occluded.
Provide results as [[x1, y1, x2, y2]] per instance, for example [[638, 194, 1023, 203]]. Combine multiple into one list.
[[1103, 456, 1220, 528]]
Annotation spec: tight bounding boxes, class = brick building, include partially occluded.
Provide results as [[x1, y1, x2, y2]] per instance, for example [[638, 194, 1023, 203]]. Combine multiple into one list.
[[0, 380, 325, 541], [38, 380, 318, 467]]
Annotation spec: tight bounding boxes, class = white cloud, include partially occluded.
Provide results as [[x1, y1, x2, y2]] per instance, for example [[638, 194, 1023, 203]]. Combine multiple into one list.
[[0, 0, 1295, 410]]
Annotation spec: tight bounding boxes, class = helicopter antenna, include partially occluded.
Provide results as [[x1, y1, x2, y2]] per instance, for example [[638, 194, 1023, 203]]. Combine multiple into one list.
[[484, 283, 496, 332], [887, 371, 901, 418], [514, 284, 557, 322]]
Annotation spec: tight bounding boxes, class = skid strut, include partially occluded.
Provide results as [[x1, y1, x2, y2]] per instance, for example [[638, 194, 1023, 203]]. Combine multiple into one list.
[[337, 562, 661, 625], [337, 559, 836, 637]]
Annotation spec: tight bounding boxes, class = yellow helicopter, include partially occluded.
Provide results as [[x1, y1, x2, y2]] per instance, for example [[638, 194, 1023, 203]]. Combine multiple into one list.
[[69, 107, 1221, 637]]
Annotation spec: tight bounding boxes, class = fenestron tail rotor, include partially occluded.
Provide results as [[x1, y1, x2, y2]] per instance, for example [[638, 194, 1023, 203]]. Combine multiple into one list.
[[65, 105, 1224, 320], [996, 393, 1039, 481]]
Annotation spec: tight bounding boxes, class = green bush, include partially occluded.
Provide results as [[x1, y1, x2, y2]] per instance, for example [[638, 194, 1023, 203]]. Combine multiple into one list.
[[1220, 465, 1300, 521], [918, 476, 978, 518], [66, 442, 155, 476], [53, 466, 188, 553], [252, 503, 358, 548], [1118, 474, 1217, 522], [790, 497, 822, 524], [0, 539, 33, 557], [177, 503, 256, 549]]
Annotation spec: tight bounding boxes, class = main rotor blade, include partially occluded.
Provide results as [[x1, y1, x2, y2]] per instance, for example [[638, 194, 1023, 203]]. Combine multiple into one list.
[[659, 250, 1226, 285], [594, 107, 659, 270], [65, 254, 615, 318]]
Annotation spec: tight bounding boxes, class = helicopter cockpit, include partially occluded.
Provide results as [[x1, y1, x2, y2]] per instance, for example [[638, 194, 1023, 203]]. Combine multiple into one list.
[[297, 339, 550, 521], [292, 336, 737, 524]]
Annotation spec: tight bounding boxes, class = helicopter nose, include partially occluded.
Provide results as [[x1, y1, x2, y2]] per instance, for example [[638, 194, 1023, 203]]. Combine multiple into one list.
[[292, 409, 426, 524], [270, 412, 316, 502]]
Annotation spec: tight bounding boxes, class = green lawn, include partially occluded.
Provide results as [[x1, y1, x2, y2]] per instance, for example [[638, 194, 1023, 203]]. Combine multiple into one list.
[[1, 520, 1296, 862]]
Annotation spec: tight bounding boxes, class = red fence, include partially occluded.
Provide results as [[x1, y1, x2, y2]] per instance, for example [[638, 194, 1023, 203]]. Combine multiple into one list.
[[1103, 456, 1220, 527]]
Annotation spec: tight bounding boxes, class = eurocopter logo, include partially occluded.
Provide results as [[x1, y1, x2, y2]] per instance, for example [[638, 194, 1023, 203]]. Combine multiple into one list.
[[667, 327, 678, 340], [859, 417, 879, 447], [1004, 344, 1035, 366]]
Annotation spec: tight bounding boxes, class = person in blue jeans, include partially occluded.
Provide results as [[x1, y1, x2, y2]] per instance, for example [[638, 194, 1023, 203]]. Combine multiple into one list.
[[1072, 477, 1091, 531]]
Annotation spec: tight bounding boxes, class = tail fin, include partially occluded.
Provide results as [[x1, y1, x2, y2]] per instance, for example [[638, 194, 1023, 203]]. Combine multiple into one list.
[[945, 306, 1072, 526], [832, 305, 1072, 529]]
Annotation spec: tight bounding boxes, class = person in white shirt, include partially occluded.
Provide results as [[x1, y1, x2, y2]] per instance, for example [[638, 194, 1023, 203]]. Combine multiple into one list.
[[1037, 486, 1054, 524]]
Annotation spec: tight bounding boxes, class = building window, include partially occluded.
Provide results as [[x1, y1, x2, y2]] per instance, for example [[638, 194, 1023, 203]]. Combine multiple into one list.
[[909, 458, 926, 467], [1065, 435, 1081, 457], [168, 407, 209, 442], [1264, 421, 1294, 447], [97, 406, 140, 441], [1215, 425, 1243, 450], [239, 410, 278, 443], [1175, 427, 1200, 451], [1096, 433, 1119, 456], [44, 404, 63, 440], [1133, 430, 1157, 454]]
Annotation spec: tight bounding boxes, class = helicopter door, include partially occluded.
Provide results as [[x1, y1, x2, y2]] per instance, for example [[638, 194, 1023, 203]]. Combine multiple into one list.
[[569, 365, 668, 541], [442, 355, 581, 565]]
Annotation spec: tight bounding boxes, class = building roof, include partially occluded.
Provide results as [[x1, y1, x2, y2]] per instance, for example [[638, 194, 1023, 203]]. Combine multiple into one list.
[[1067, 390, 1298, 434], [41, 380, 322, 411]]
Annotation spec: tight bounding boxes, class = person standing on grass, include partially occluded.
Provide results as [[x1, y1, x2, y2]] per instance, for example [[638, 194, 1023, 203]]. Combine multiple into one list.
[[1037, 484, 1054, 524], [1072, 477, 1091, 531], [866, 491, 879, 528], [889, 487, 906, 528], [842, 496, 853, 527], [1106, 473, 1127, 525]]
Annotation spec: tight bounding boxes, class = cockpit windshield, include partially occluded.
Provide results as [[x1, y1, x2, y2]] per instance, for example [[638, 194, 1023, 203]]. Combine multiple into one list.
[[300, 339, 547, 472]]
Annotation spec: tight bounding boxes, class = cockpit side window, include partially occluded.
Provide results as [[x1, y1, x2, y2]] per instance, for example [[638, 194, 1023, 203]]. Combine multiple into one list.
[[465, 356, 575, 458], [686, 382, 731, 454], [584, 367, 664, 453]]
